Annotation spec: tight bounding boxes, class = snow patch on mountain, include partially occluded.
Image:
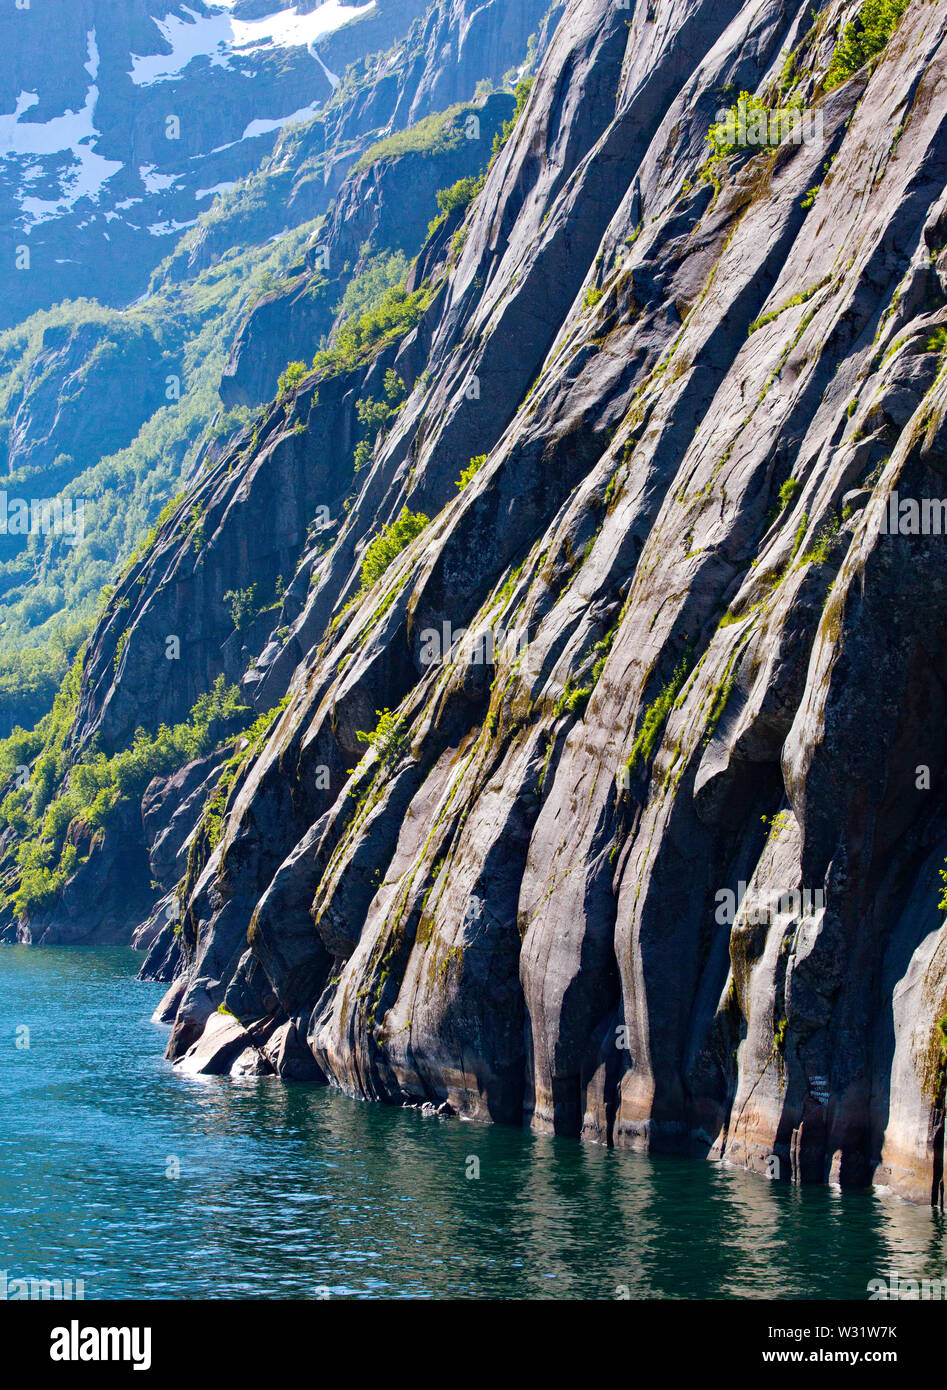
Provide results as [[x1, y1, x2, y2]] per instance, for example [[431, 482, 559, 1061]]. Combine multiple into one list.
[[139, 164, 180, 193], [147, 217, 198, 236], [195, 180, 239, 200], [1, 31, 123, 228], [129, 1, 377, 86], [241, 99, 321, 140]]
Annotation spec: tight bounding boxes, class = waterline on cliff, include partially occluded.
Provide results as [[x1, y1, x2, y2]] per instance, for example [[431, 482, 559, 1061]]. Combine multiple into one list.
[[1, 946, 946, 1300]]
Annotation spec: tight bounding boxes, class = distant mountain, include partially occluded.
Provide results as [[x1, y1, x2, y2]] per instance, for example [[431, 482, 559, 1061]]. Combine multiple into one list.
[[0, 0, 552, 732], [0, 0, 432, 327]]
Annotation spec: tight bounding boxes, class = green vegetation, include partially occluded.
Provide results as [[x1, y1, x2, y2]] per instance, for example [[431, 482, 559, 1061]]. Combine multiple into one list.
[[938, 859, 947, 912], [779, 477, 802, 509], [357, 370, 406, 431], [824, 0, 910, 91], [803, 515, 841, 565], [1, 674, 249, 918], [706, 91, 792, 160], [335, 251, 410, 324], [277, 361, 309, 397], [554, 676, 590, 718], [223, 585, 260, 632], [354, 103, 476, 173], [700, 89, 815, 193], [584, 287, 605, 310], [203, 696, 290, 850], [356, 708, 408, 767], [0, 216, 321, 735], [491, 79, 533, 161], [791, 511, 809, 559], [554, 626, 618, 720], [212, 404, 253, 439], [0, 619, 90, 738], [748, 277, 832, 334], [429, 175, 485, 236], [311, 282, 432, 379], [925, 326, 947, 354], [436, 175, 484, 219], [456, 455, 487, 489], [359, 507, 430, 594], [621, 654, 691, 780], [353, 369, 407, 474]]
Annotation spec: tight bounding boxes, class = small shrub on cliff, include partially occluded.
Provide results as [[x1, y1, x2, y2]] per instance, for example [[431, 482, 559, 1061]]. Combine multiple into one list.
[[113, 630, 129, 673], [824, 0, 910, 91], [356, 708, 408, 767], [803, 515, 841, 566], [701, 90, 815, 193], [278, 361, 308, 398], [188, 502, 207, 550], [436, 175, 484, 219], [359, 507, 430, 593], [456, 455, 486, 489], [778, 477, 802, 509], [223, 585, 259, 633]]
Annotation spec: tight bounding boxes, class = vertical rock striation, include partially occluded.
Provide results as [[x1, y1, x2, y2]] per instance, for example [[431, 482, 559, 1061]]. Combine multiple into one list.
[[6, 0, 947, 1206]]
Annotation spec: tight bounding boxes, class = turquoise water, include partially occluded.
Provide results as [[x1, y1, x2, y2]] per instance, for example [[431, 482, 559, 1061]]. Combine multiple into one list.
[[1, 945, 946, 1300]]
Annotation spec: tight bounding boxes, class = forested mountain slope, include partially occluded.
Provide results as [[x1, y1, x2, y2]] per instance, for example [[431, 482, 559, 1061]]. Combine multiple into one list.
[[0, 0, 552, 730]]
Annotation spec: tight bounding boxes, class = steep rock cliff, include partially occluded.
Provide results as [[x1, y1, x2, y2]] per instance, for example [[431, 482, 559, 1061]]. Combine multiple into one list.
[[6, 0, 947, 1208]]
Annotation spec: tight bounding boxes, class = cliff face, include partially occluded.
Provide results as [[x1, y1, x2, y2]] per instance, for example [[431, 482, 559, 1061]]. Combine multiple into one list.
[[7, 0, 947, 1207], [218, 89, 519, 407]]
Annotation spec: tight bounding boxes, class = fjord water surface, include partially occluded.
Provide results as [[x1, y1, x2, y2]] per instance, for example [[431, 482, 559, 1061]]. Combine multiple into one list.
[[1, 945, 945, 1300]]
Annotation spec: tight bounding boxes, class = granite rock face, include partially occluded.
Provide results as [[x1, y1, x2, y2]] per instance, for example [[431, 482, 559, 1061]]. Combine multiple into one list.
[[9, 0, 947, 1206]]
